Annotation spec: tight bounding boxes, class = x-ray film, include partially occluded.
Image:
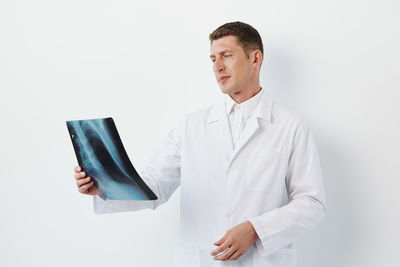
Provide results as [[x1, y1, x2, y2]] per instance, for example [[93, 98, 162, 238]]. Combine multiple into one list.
[[66, 117, 157, 201]]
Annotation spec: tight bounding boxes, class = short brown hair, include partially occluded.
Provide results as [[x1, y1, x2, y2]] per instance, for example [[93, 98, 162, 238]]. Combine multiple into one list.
[[209, 21, 264, 58]]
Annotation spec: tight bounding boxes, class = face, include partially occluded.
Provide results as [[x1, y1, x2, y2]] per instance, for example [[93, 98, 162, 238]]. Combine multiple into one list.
[[210, 35, 255, 95]]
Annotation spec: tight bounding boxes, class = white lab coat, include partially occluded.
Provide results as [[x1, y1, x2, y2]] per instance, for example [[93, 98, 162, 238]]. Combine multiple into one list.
[[93, 91, 327, 267]]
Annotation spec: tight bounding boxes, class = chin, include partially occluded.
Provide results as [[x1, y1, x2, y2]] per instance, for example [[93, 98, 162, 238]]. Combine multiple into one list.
[[219, 85, 232, 94]]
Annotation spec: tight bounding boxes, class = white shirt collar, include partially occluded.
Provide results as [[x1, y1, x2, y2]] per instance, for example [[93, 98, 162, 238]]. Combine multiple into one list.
[[224, 88, 264, 118]]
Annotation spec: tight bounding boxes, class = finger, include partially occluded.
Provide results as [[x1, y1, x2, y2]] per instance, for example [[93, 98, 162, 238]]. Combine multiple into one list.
[[211, 239, 231, 256], [76, 177, 91, 187], [78, 181, 93, 193], [74, 172, 86, 180], [227, 250, 243, 261], [214, 231, 229, 246], [214, 246, 236, 261], [74, 166, 81, 172]]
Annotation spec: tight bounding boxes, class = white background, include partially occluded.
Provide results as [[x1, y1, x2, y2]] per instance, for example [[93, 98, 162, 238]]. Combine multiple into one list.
[[1, 0, 399, 266]]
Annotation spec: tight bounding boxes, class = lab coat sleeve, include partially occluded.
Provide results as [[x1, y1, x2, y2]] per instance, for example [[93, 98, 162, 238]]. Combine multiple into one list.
[[93, 119, 183, 214], [248, 119, 327, 257]]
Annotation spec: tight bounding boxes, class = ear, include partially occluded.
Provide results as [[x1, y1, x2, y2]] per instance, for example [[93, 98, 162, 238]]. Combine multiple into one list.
[[252, 50, 262, 64], [251, 50, 263, 70]]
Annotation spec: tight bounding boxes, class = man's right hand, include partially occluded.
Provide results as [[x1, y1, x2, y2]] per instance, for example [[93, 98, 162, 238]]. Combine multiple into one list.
[[74, 166, 103, 198]]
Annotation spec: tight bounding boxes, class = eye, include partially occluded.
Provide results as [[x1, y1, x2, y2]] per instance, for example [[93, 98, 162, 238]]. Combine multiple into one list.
[[224, 54, 232, 58]]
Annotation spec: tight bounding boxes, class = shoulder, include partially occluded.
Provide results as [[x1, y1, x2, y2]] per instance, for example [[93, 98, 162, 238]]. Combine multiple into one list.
[[271, 101, 308, 129], [266, 98, 315, 148], [180, 99, 221, 126], [272, 101, 304, 123], [270, 102, 316, 151], [166, 100, 221, 141]]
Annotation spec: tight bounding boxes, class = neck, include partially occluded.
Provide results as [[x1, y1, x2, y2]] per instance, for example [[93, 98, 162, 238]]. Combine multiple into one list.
[[229, 85, 261, 104]]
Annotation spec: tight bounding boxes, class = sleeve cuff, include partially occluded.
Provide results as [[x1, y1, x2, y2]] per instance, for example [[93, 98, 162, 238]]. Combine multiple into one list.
[[248, 217, 270, 257]]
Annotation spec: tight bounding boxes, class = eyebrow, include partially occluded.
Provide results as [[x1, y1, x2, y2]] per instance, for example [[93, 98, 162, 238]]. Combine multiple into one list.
[[209, 49, 233, 58]]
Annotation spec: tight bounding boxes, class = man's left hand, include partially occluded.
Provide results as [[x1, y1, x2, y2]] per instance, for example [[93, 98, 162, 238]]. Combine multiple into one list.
[[211, 221, 258, 261]]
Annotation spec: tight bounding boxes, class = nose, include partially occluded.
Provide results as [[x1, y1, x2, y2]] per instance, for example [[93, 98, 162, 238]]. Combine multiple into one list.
[[214, 57, 225, 72]]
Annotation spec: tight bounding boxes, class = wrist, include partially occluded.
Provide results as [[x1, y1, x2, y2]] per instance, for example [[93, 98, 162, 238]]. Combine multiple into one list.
[[246, 221, 259, 240]]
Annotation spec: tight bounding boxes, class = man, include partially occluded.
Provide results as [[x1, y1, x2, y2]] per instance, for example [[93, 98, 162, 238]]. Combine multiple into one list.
[[74, 21, 326, 267]]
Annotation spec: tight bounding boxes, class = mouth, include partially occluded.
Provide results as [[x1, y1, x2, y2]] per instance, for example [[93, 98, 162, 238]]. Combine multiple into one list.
[[219, 76, 230, 83]]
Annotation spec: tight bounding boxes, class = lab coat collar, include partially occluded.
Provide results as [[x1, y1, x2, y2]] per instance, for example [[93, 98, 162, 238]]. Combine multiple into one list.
[[224, 88, 264, 119], [207, 89, 273, 124]]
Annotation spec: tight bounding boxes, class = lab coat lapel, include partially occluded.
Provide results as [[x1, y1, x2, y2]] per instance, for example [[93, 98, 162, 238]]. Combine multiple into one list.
[[208, 91, 273, 171], [219, 112, 235, 159], [207, 98, 234, 161], [229, 115, 260, 166], [227, 90, 273, 168]]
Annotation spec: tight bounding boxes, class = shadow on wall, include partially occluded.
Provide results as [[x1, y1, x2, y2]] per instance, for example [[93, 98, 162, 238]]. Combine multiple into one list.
[[261, 42, 304, 109], [262, 43, 365, 267], [296, 133, 365, 267]]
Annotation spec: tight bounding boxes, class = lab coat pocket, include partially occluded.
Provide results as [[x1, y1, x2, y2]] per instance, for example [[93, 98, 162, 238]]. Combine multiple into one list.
[[245, 147, 289, 193], [173, 243, 200, 267]]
